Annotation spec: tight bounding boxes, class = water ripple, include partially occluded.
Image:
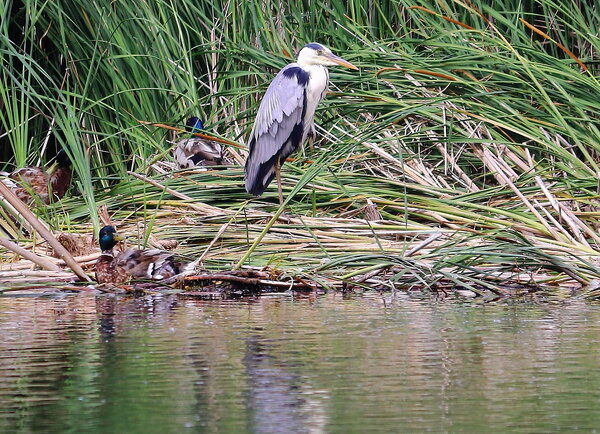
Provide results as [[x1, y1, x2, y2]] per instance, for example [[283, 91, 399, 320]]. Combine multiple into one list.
[[0, 294, 600, 432]]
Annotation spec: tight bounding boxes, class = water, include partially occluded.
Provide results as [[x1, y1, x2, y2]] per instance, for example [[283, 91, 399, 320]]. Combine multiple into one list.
[[0, 292, 599, 433]]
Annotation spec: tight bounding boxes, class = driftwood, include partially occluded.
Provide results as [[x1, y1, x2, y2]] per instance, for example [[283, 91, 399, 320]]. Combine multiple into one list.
[[181, 270, 317, 291]]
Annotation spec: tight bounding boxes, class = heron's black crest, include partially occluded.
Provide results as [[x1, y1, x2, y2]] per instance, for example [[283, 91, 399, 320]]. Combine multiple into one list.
[[303, 42, 324, 51], [282, 67, 309, 86]]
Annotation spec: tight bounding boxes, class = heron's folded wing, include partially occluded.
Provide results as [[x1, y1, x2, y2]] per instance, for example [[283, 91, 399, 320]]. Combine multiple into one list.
[[248, 63, 308, 164]]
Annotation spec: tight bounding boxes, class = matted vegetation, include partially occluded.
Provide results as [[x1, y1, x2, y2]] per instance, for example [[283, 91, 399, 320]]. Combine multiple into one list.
[[1, 0, 599, 297]]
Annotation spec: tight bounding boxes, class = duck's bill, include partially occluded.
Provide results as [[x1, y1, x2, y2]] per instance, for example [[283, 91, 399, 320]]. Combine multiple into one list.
[[112, 234, 126, 242], [46, 161, 58, 175], [327, 53, 358, 70]]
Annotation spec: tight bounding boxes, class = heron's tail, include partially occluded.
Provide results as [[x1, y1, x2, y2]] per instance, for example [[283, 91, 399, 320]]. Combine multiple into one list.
[[244, 155, 277, 197]]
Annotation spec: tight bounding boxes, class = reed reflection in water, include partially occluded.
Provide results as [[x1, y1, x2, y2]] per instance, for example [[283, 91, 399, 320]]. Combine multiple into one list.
[[0, 292, 600, 432]]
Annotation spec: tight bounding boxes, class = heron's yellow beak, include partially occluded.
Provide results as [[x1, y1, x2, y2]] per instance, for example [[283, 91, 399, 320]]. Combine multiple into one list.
[[326, 53, 358, 70]]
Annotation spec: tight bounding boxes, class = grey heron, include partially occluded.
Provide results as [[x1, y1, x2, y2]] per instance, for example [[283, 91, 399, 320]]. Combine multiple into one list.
[[244, 43, 357, 203]]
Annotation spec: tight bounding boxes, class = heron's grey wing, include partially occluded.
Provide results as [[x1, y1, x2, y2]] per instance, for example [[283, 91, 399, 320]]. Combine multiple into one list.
[[245, 64, 308, 196]]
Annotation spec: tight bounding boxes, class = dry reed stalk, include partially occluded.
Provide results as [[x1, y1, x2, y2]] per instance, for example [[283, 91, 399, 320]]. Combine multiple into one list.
[[350, 266, 393, 285], [0, 236, 61, 271], [127, 171, 226, 216], [335, 121, 435, 188], [430, 137, 480, 192], [183, 271, 317, 290], [474, 149, 563, 240], [405, 232, 444, 257], [180, 212, 244, 278], [56, 252, 101, 265], [525, 151, 600, 248], [534, 199, 582, 245], [0, 182, 91, 281], [0, 252, 100, 272], [0, 270, 77, 279]]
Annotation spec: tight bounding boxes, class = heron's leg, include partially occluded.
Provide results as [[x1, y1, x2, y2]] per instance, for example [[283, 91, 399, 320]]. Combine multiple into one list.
[[306, 134, 315, 153], [275, 158, 283, 205], [305, 124, 316, 154]]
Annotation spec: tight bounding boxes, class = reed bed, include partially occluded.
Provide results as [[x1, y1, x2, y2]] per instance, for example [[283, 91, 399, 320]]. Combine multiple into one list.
[[0, 0, 598, 297]]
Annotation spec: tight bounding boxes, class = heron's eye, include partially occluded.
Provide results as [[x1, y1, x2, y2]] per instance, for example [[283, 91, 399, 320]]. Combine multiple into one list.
[[317, 49, 324, 55]]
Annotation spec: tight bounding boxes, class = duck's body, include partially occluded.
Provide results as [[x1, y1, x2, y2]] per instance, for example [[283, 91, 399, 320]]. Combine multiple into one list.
[[49, 150, 72, 198], [173, 138, 223, 168], [116, 248, 186, 280], [3, 149, 71, 204], [173, 117, 223, 169], [7, 166, 50, 203], [95, 250, 130, 284], [95, 225, 187, 285]]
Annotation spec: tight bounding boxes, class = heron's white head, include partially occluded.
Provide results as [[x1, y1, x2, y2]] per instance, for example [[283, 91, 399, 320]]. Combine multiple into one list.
[[297, 43, 358, 70]]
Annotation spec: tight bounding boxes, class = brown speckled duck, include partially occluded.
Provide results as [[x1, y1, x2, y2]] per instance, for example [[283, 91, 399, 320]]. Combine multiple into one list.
[[173, 117, 223, 169], [95, 225, 188, 284], [3, 149, 71, 204]]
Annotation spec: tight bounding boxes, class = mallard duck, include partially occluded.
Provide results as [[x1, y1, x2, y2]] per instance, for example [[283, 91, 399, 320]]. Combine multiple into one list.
[[95, 225, 188, 284], [172, 117, 223, 169], [2, 149, 72, 204]]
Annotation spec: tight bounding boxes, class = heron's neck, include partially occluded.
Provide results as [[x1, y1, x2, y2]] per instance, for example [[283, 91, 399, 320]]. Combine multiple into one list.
[[303, 64, 329, 89], [298, 61, 325, 71], [301, 64, 329, 143]]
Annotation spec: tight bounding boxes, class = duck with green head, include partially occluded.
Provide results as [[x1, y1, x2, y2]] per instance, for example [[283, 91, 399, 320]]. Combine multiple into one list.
[[95, 225, 189, 284]]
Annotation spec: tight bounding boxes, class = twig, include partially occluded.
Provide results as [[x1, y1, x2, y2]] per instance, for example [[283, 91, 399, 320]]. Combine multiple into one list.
[[0, 235, 61, 271], [0, 182, 91, 281], [405, 232, 444, 257], [183, 272, 316, 289], [127, 171, 225, 216]]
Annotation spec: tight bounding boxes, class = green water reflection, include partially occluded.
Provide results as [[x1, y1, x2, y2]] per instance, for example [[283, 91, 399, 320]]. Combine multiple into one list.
[[0, 293, 599, 432]]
